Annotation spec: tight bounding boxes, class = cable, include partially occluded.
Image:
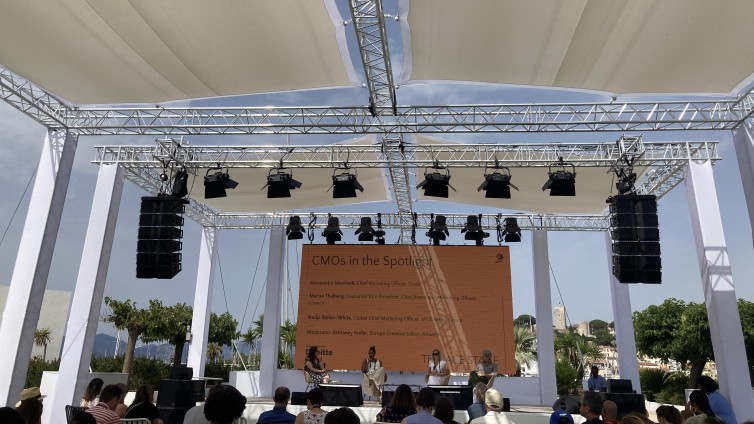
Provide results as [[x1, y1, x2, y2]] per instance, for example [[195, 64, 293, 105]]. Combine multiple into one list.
[[216, 246, 230, 314], [0, 162, 38, 247], [239, 229, 269, 331], [549, 261, 585, 371]]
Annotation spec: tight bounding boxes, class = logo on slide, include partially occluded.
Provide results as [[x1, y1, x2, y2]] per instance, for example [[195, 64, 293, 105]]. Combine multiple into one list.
[[495, 253, 504, 263]]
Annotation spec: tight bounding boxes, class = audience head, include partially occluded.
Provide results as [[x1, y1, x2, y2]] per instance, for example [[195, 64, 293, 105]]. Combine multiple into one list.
[[621, 413, 652, 424], [433, 396, 455, 424], [98, 384, 123, 408], [416, 387, 436, 410], [0, 407, 24, 424], [702, 418, 725, 424], [484, 388, 504, 412], [473, 383, 488, 404], [15, 398, 43, 424], [656, 405, 683, 424], [71, 411, 97, 424], [115, 383, 128, 402], [203, 385, 247, 424], [580, 391, 603, 418], [602, 400, 617, 421], [133, 385, 154, 404], [697, 376, 719, 394], [307, 346, 318, 361], [307, 388, 324, 408], [83, 378, 104, 402], [390, 384, 417, 411], [689, 390, 715, 417], [273, 386, 291, 405], [324, 407, 359, 424]]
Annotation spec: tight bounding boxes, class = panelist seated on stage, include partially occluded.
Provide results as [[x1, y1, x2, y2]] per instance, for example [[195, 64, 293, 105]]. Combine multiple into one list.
[[362, 346, 387, 401], [468, 350, 498, 387], [427, 349, 450, 385], [305, 346, 331, 386]]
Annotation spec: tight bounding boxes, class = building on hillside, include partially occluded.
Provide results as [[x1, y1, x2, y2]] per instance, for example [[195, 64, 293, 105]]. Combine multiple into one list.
[[554, 304, 566, 330], [0, 284, 72, 360]]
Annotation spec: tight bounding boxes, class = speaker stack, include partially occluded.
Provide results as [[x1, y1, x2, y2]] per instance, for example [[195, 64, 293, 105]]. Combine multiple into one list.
[[609, 194, 661, 284], [137, 196, 184, 279]]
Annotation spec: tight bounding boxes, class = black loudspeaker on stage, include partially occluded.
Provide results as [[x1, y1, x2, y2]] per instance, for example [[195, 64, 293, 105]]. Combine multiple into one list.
[[552, 395, 580, 414], [320, 384, 363, 407], [609, 194, 661, 284], [156, 378, 205, 424], [137, 196, 184, 279], [427, 385, 473, 410], [291, 392, 308, 406]]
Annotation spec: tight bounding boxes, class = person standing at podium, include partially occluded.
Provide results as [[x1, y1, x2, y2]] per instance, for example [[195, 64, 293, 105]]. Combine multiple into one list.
[[427, 349, 449, 385], [587, 366, 607, 392], [361, 346, 387, 401]]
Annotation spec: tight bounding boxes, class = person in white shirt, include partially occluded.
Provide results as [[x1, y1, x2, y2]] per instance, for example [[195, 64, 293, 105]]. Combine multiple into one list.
[[470, 389, 514, 424], [361, 346, 387, 401], [587, 366, 607, 392], [426, 349, 449, 385]]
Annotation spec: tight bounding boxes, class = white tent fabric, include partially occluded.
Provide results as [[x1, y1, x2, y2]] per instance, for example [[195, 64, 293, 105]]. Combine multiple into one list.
[[0, 0, 358, 105], [399, 0, 754, 95]]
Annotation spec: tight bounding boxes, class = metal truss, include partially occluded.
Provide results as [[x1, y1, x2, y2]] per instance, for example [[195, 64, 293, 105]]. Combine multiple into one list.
[[348, 0, 397, 115], [0, 66, 70, 128], [94, 139, 721, 169], [209, 212, 610, 232], [380, 133, 414, 242]]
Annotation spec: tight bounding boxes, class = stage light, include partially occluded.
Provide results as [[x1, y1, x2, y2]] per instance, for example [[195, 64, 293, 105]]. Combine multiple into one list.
[[321, 215, 342, 245], [331, 170, 364, 199], [417, 166, 455, 198], [504, 217, 522, 243], [355, 217, 376, 241], [615, 168, 637, 195], [264, 169, 302, 198], [461, 214, 490, 246], [286, 216, 305, 240], [426, 214, 449, 246], [477, 167, 518, 199], [171, 169, 189, 198], [542, 159, 576, 196]]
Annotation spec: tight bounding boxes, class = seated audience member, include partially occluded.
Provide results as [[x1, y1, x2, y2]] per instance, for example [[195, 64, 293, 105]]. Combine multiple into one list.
[[15, 397, 43, 424], [71, 411, 97, 424], [601, 400, 618, 424], [697, 376, 736, 424], [621, 412, 654, 424], [376, 383, 416, 423], [15, 387, 45, 408], [468, 350, 498, 387], [466, 383, 488, 423], [324, 407, 360, 424], [81, 378, 104, 408], [114, 383, 128, 417], [259, 386, 296, 424], [685, 390, 716, 424], [578, 392, 603, 424], [701, 418, 725, 424], [656, 405, 683, 424], [87, 384, 124, 424], [124, 385, 163, 424], [0, 407, 25, 424], [404, 387, 441, 424], [305, 346, 331, 386], [202, 385, 247, 424], [587, 366, 607, 392], [183, 385, 225, 424], [434, 396, 460, 424], [362, 346, 387, 401], [427, 349, 449, 385], [295, 388, 327, 424], [549, 408, 574, 424], [470, 388, 511, 424]]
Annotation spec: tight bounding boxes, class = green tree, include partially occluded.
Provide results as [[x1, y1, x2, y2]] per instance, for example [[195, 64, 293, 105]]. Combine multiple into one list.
[[252, 314, 264, 341], [555, 358, 580, 395], [148, 300, 193, 366], [589, 319, 609, 333], [241, 327, 258, 365], [209, 312, 239, 347], [34, 327, 52, 361], [737, 299, 754, 383], [513, 325, 537, 374], [591, 329, 614, 347], [514, 314, 536, 328], [207, 343, 223, 363], [280, 320, 296, 362], [554, 330, 601, 379], [103, 297, 150, 375]]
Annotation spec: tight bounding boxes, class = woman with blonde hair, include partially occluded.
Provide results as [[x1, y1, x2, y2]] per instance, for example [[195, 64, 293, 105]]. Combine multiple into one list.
[[426, 349, 448, 385]]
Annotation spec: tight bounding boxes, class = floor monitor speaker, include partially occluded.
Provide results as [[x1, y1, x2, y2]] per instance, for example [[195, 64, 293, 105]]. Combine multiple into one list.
[[320, 384, 363, 407]]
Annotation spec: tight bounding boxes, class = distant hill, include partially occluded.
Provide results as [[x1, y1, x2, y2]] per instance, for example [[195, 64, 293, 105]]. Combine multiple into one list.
[[92, 333, 254, 362]]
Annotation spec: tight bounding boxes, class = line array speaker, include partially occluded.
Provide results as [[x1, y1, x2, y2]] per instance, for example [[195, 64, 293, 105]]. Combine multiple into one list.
[[609, 194, 661, 284], [137, 196, 184, 279]]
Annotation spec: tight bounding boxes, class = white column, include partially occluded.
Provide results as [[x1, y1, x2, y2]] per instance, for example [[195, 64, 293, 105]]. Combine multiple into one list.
[[532, 228, 557, 406], [259, 226, 286, 397], [0, 130, 77, 405], [187, 226, 220, 377], [603, 232, 640, 393], [47, 164, 123, 424], [732, 124, 754, 243], [685, 160, 754, 422]]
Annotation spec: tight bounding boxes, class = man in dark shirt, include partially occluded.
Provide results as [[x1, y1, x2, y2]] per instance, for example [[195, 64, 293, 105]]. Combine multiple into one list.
[[579, 392, 604, 424], [258, 386, 296, 424]]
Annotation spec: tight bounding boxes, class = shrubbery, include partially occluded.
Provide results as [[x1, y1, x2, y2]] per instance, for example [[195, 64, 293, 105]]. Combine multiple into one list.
[[555, 359, 581, 395], [639, 368, 667, 402], [26, 357, 60, 388]]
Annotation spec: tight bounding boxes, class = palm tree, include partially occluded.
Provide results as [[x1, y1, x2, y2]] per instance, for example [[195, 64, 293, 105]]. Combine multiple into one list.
[[207, 343, 223, 363], [280, 320, 296, 360], [241, 327, 258, 362], [553, 330, 601, 379], [513, 325, 537, 373], [34, 327, 52, 360], [252, 314, 264, 341]]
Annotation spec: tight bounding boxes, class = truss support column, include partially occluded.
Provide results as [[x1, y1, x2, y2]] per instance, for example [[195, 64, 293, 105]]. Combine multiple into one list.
[[382, 134, 414, 243], [259, 225, 286, 397], [603, 232, 641, 393], [187, 226, 220, 377], [685, 160, 754, 421], [47, 164, 123, 424], [732, 124, 754, 244], [0, 130, 77, 405], [532, 228, 557, 406]]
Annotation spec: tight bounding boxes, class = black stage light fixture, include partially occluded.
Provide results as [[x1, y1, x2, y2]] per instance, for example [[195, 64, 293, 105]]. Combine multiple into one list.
[[426, 214, 450, 246], [374, 213, 386, 245], [264, 168, 302, 198], [203, 167, 239, 199], [477, 167, 519, 199], [171, 169, 189, 198], [286, 215, 306, 240], [331, 170, 364, 199], [503, 217, 522, 243], [322, 215, 343, 245], [615, 168, 637, 195], [355, 216, 376, 241], [416, 166, 455, 198], [542, 159, 576, 196], [461, 214, 490, 246]]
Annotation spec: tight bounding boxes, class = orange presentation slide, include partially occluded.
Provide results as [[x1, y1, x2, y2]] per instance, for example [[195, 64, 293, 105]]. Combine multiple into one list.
[[294, 245, 515, 374]]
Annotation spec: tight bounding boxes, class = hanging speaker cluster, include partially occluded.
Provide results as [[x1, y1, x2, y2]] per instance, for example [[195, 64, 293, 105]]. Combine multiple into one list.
[[609, 194, 661, 284], [137, 196, 184, 279]]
